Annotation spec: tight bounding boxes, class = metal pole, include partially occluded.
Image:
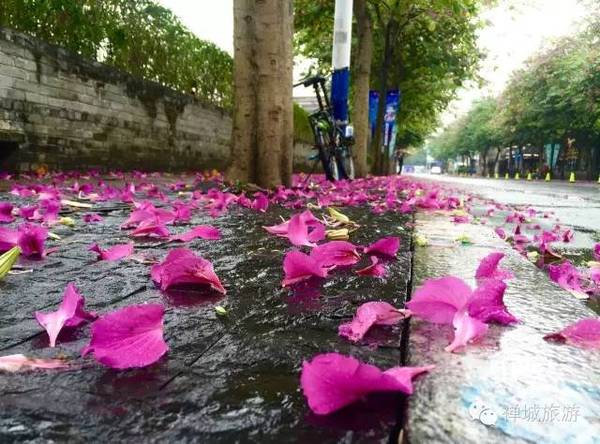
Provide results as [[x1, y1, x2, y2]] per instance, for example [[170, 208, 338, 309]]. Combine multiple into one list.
[[331, 0, 353, 130]]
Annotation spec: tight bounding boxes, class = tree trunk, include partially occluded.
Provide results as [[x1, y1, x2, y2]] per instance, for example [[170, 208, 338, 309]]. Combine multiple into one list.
[[352, 0, 372, 178], [227, 0, 293, 188], [228, 0, 258, 183], [493, 147, 501, 174], [481, 150, 488, 176], [279, 0, 294, 186], [371, 17, 396, 175], [517, 146, 524, 175], [538, 141, 544, 175]]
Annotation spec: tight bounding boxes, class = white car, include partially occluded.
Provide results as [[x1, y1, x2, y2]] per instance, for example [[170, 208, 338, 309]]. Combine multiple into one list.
[[430, 166, 442, 174]]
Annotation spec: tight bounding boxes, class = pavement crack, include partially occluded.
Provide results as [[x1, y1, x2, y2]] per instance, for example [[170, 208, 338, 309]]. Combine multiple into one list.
[[389, 212, 416, 444], [108, 285, 148, 304], [158, 333, 225, 391], [0, 331, 44, 352]]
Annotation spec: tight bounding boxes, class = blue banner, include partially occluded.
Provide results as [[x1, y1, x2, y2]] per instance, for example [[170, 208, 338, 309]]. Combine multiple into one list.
[[368, 89, 401, 151], [544, 143, 560, 168], [368, 91, 379, 137], [383, 90, 400, 150]]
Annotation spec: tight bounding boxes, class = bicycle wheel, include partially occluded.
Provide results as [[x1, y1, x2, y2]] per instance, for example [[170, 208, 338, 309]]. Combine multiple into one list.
[[329, 154, 340, 180], [315, 130, 336, 181], [341, 150, 355, 180]]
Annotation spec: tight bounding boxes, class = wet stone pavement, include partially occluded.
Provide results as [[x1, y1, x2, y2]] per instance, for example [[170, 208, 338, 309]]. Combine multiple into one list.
[[0, 184, 415, 443], [408, 214, 600, 444]]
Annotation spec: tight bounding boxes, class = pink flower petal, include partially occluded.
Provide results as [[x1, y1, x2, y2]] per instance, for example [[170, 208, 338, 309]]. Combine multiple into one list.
[[121, 202, 175, 228], [35, 283, 97, 347], [445, 310, 489, 353], [151, 248, 226, 294], [83, 213, 103, 223], [468, 279, 518, 325], [513, 234, 530, 244], [89, 242, 134, 261], [451, 214, 470, 224], [172, 202, 193, 223], [307, 222, 326, 243], [130, 217, 170, 238], [593, 243, 600, 261], [406, 276, 472, 324], [287, 213, 318, 247], [475, 252, 514, 281], [17, 223, 48, 257], [544, 318, 600, 349], [495, 227, 506, 239], [263, 220, 289, 236], [0, 354, 69, 372], [363, 237, 400, 258], [282, 250, 328, 287], [264, 210, 323, 244], [0, 202, 15, 223], [300, 352, 433, 415], [562, 229, 574, 243], [81, 304, 168, 369], [338, 302, 406, 342], [19, 205, 37, 220], [251, 193, 269, 212], [0, 227, 19, 252], [310, 241, 361, 267], [355, 256, 387, 277], [548, 261, 585, 294], [169, 225, 221, 242]]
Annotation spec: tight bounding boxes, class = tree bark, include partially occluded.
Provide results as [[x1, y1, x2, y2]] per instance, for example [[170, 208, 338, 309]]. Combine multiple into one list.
[[352, 0, 372, 178], [228, 0, 258, 183], [371, 17, 396, 175], [481, 150, 488, 176], [493, 147, 501, 174], [279, 0, 294, 186], [227, 0, 293, 188]]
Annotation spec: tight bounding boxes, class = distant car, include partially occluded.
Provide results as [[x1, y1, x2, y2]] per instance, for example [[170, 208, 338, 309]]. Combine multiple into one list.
[[430, 166, 442, 174]]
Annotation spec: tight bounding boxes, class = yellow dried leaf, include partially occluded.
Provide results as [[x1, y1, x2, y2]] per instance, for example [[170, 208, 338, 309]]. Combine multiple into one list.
[[326, 228, 349, 240], [0, 247, 20, 280], [414, 235, 429, 247], [327, 207, 350, 224], [215, 306, 228, 316], [59, 217, 75, 227], [60, 199, 93, 209], [455, 234, 472, 245]]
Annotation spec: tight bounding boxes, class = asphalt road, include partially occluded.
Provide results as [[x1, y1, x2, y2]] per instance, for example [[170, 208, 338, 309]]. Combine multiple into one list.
[[410, 173, 600, 234]]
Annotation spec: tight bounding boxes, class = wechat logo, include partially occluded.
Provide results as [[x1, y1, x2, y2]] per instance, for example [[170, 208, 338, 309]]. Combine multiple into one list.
[[468, 400, 498, 426]]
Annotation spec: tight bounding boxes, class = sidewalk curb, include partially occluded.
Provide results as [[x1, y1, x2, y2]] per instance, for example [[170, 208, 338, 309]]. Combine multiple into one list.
[[406, 212, 599, 444]]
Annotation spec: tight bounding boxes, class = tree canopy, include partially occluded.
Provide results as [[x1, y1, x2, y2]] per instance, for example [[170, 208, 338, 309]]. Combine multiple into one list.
[[430, 15, 600, 177], [1, 0, 233, 109], [295, 0, 484, 154]]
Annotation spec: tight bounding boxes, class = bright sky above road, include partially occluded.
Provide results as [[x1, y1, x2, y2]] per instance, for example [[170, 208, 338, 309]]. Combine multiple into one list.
[[158, 0, 589, 125], [442, 0, 589, 126]]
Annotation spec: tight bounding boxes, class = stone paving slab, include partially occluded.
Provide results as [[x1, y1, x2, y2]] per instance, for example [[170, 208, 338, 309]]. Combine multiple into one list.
[[0, 196, 415, 443], [407, 213, 600, 444]]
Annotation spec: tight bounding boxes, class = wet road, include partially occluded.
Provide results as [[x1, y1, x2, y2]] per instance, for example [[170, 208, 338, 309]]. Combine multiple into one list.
[[410, 174, 600, 232]]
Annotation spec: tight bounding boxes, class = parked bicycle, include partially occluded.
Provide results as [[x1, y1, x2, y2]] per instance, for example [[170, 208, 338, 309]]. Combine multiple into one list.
[[294, 75, 355, 181]]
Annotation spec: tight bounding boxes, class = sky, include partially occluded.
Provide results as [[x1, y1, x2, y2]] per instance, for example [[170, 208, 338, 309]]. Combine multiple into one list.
[[158, 0, 589, 126], [441, 0, 589, 126]]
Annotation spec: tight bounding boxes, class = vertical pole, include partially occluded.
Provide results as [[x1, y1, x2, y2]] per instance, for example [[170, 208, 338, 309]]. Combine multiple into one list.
[[331, 0, 353, 129]]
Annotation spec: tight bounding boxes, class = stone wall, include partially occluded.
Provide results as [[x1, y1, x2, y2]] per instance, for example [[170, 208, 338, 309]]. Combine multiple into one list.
[[0, 27, 232, 172]]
